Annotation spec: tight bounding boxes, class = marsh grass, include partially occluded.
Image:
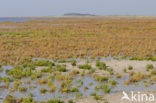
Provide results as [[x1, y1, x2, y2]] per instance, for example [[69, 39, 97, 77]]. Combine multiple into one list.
[[21, 97, 35, 103], [71, 59, 77, 66], [3, 95, 36, 103], [130, 56, 156, 61], [100, 84, 111, 93], [47, 98, 64, 103], [78, 64, 92, 70], [41, 67, 53, 73], [35, 60, 54, 67], [68, 99, 73, 103], [150, 69, 156, 75], [123, 68, 127, 73], [60, 86, 79, 93], [40, 87, 47, 93], [57, 59, 68, 63], [0, 18, 156, 65], [49, 83, 56, 92], [2, 94, 16, 103], [151, 75, 156, 81], [71, 70, 79, 75], [0, 57, 155, 102], [107, 68, 114, 75], [90, 92, 97, 96], [108, 79, 117, 86], [12, 80, 21, 90], [127, 72, 149, 84], [48, 75, 55, 81], [0, 82, 9, 89], [0, 66, 3, 72], [54, 64, 67, 72], [115, 73, 121, 78], [83, 86, 88, 91], [6, 66, 24, 79], [93, 74, 109, 82], [39, 78, 48, 84], [146, 64, 154, 71], [31, 71, 42, 80], [129, 71, 135, 76], [80, 70, 85, 76], [29, 85, 36, 89], [128, 65, 133, 70], [56, 73, 72, 81], [96, 61, 107, 70], [18, 86, 27, 92], [0, 77, 10, 82], [94, 95, 103, 100]]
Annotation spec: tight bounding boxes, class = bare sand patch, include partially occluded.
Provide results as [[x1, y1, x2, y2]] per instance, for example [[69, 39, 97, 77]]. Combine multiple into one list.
[[64, 60, 156, 75]]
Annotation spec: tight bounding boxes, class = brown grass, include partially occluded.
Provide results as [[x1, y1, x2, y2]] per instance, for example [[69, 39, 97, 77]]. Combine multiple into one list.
[[0, 17, 155, 64]]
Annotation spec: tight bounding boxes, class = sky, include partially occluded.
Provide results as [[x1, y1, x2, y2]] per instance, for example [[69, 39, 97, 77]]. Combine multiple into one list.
[[0, 0, 156, 17]]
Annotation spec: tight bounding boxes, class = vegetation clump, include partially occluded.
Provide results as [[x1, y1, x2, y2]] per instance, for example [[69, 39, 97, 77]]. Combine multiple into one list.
[[71, 59, 77, 66], [6, 66, 24, 79], [2, 94, 16, 103], [71, 70, 79, 75], [93, 74, 108, 82], [68, 99, 73, 103], [128, 72, 148, 83], [100, 84, 111, 93], [18, 86, 27, 92], [0, 65, 3, 72], [0, 77, 10, 82], [128, 65, 133, 70], [54, 65, 67, 72], [96, 61, 107, 70], [78, 64, 92, 70], [49, 83, 56, 92], [22, 97, 36, 103], [146, 64, 153, 71], [6, 66, 34, 79], [151, 75, 156, 81], [60, 86, 79, 93], [47, 98, 64, 103], [150, 69, 156, 75], [40, 87, 47, 93], [35, 60, 54, 67], [123, 68, 127, 73], [108, 79, 117, 86], [90, 92, 103, 100]]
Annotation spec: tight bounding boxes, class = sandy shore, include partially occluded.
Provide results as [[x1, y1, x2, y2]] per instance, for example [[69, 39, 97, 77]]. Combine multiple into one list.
[[63, 60, 156, 75]]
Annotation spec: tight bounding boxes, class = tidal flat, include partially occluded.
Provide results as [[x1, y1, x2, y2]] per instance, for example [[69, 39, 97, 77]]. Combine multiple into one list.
[[0, 16, 156, 103], [0, 58, 156, 103]]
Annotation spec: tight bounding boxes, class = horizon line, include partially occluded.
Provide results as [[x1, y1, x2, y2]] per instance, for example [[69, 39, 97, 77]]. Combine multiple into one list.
[[1, 15, 156, 18]]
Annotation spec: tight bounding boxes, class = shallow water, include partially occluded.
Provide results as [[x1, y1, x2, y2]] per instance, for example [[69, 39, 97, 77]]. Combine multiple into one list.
[[0, 65, 156, 101], [0, 17, 55, 22], [32, 54, 129, 63]]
